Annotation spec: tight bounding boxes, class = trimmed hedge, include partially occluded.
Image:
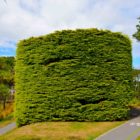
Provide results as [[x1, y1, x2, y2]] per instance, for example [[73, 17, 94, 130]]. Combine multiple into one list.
[[15, 28, 132, 126]]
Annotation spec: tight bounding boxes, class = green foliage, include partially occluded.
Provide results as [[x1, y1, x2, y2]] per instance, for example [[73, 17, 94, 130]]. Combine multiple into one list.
[[0, 57, 15, 86], [15, 28, 132, 126], [130, 69, 140, 107], [133, 17, 140, 41], [133, 69, 140, 95], [0, 84, 9, 101], [0, 84, 10, 109], [0, 57, 15, 109]]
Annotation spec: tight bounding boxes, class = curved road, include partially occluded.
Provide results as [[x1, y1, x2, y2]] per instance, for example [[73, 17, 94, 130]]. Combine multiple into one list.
[[96, 116, 140, 140]]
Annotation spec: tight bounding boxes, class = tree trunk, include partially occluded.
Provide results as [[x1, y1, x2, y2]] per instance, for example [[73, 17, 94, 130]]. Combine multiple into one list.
[[3, 98, 6, 110]]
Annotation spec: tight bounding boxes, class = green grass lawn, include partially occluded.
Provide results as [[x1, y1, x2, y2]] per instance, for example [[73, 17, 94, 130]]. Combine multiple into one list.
[[0, 121, 124, 140]]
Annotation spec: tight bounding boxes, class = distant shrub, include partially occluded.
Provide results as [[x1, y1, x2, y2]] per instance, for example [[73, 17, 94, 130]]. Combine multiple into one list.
[[15, 28, 132, 126]]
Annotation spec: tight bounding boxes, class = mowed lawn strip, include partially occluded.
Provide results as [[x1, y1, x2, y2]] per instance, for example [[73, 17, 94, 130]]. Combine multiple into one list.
[[0, 121, 124, 140]]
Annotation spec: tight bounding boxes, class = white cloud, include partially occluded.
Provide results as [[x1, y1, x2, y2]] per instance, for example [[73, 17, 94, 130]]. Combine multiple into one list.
[[0, 0, 138, 38], [0, 0, 140, 60]]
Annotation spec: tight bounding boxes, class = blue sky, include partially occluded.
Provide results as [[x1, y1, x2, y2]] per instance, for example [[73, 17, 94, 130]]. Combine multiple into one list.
[[0, 0, 140, 69]]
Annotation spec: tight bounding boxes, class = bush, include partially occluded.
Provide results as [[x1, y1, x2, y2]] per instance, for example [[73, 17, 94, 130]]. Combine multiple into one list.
[[15, 28, 132, 126]]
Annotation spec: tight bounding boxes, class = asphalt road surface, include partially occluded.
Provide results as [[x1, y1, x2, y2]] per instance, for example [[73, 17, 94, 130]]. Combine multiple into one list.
[[96, 116, 140, 140]]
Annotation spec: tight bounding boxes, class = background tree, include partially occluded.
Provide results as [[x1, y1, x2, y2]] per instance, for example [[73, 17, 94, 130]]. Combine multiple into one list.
[[133, 17, 140, 41], [0, 84, 10, 109], [0, 57, 15, 110], [133, 69, 140, 97], [133, 17, 140, 100]]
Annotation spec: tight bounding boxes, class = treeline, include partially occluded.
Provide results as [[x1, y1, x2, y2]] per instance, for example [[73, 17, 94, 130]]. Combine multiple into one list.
[[0, 57, 15, 110]]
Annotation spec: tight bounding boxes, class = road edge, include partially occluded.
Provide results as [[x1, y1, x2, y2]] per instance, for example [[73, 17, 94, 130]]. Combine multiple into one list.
[[95, 120, 128, 140]]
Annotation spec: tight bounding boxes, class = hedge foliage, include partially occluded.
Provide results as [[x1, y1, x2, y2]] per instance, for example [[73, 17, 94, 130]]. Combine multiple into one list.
[[15, 28, 132, 126]]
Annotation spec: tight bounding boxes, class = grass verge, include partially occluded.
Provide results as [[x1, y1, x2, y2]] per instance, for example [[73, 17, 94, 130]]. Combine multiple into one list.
[[0, 121, 124, 140]]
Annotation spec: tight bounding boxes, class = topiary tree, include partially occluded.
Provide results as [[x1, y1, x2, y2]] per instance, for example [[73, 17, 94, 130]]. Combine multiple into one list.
[[15, 28, 133, 126]]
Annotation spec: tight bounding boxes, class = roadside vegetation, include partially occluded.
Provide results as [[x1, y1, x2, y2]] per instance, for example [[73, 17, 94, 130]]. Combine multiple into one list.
[[0, 103, 13, 120], [130, 69, 140, 107], [0, 57, 15, 128], [131, 17, 140, 108]]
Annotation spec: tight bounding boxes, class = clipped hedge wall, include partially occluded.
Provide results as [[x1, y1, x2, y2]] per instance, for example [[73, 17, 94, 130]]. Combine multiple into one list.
[[15, 28, 132, 126]]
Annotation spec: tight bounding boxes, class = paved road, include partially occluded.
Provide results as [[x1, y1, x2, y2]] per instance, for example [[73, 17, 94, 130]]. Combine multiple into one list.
[[96, 117, 140, 140], [0, 122, 16, 135]]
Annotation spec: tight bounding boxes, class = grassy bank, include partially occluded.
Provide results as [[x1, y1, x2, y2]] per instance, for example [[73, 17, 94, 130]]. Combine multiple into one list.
[[0, 121, 124, 140]]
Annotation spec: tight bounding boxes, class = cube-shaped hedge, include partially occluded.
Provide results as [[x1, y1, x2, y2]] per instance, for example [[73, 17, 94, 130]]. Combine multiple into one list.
[[15, 28, 132, 126]]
